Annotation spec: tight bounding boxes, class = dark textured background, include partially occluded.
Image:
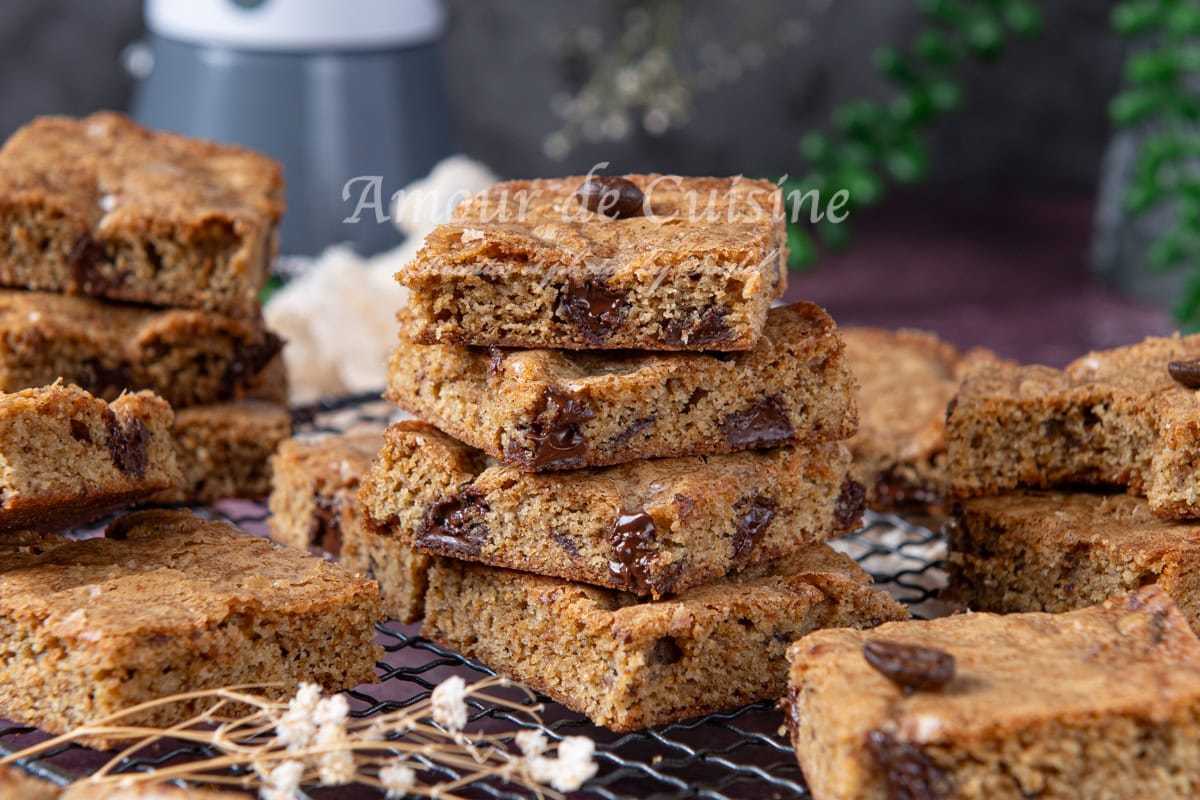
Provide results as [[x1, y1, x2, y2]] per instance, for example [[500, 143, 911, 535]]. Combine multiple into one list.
[[0, 0, 1122, 193]]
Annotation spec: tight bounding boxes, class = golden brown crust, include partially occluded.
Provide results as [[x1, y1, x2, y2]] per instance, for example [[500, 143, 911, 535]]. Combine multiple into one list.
[[0, 765, 59, 800], [946, 333, 1200, 518], [387, 302, 857, 471], [0, 509, 381, 742], [784, 588, 1200, 799], [423, 545, 907, 731], [0, 289, 283, 407], [0, 383, 180, 532], [400, 174, 786, 350], [0, 113, 283, 317]]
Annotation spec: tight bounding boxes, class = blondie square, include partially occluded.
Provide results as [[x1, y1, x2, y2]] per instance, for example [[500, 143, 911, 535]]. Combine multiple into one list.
[[0, 766, 58, 800], [0, 289, 283, 407], [783, 588, 1200, 799], [270, 432, 430, 623], [946, 333, 1200, 518], [388, 301, 856, 471], [842, 328, 1000, 510], [0, 113, 283, 316], [946, 491, 1200, 631], [424, 544, 907, 732], [151, 400, 292, 505], [0, 509, 381, 740], [362, 420, 863, 598], [0, 383, 180, 532], [400, 174, 786, 350]]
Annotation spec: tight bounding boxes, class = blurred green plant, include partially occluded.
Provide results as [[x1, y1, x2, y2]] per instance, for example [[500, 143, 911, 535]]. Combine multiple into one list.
[[1109, 0, 1200, 330], [785, 0, 1042, 268]]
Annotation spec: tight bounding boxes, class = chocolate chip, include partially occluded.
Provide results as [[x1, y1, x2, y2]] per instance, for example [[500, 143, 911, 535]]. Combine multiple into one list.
[[944, 395, 958, 425], [865, 730, 949, 800], [834, 480, 867, 532], [104, 410, 149, 478], [523, 387, 597, 470], [68, 419, 92, 444], [719, 397, 794, 449], [1168, 359, 1200, 389], [663, 306, 733, 348], [608, 509, 657, 594], [67, 232, 109, 293], [610, 415, 656, 448], [576, 176, 645, 219], [308, 493, 343, 557], [549, 529, 579, 557], [732, 493, 777, 563], [862, 639, 956, 692], [556, 280, 628, 344], [417, 488, 489, 557], [223, 331, 284, 395]]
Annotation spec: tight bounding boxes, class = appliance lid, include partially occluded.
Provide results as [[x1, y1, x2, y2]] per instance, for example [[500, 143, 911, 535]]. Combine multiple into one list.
[[145, 0, 446, 50]]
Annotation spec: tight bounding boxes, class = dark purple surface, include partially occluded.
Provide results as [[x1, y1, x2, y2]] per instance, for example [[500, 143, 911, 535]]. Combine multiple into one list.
[[785, 192, 1172, 367]]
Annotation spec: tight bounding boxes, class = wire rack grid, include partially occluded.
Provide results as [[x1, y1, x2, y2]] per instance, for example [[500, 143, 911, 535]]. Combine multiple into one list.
[[0, 393, 949, 800]]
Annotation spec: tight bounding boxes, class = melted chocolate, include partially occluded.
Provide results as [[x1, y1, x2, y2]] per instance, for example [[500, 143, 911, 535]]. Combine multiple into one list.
[[79, 359, 133, 400], [834, 480, 867, 532], [608, 510, 657, 594], [610, 415, 656, 448], [719, 397, 795, 449], [663, 306, 732, 348], [68, 419, 92, 444], [308, 494, 344, 556], [417, 488, 489, 556], [556, 280, 628, 344], [104, 410, 149, 478], [523, 387, 597, 469], [731, 493, 778, 563], [68, 232, 110, 293], [223, 332, 284, 394]]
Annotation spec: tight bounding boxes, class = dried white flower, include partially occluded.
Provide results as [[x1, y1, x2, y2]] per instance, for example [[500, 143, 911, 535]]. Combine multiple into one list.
[[379, 760, 417, 797], [274, 708, 317, 752], [515, 729, 548, 757], [260, 760, 304, 799], [430, 675, 468, 732], [313, 694, 350, 727], [526, 736, 598, 792], [291, 683, 322, 714], [317, 746, 356, 786]]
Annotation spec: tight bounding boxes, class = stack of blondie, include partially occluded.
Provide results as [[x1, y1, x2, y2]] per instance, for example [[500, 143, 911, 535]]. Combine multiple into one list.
[[291, 173, 906, 731], [0, 112, 292, 504], [939, 333, 1200, 631]]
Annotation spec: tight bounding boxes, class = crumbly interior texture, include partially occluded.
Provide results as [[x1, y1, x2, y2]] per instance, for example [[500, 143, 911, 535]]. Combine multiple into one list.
[[401, 175, 786, 351], [423, 545, 907, 732], [362, 420, 861, 598], [946, 491, 1200, 632], [0, 384, 180, 532], [0, 113, 282, 317], [151, 401, 292, 504], [783, 588, 1200, 799], [388, 301, 857, 471], [270, 433, 430, 623], [0, 289, 283, 407], [0, 509, 381, 744], [842, 328, 1001, 510], [946, 333, 1200, 519]]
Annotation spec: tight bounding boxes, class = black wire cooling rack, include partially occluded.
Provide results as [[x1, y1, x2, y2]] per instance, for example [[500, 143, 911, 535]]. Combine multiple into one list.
[[0, 393, 949, 800]]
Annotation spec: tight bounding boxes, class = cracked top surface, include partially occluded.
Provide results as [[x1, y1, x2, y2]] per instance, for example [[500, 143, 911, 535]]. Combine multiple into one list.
[[0, 112, 284, 231], [402, 174, 785, 277], [0, 509, 379, 645]]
